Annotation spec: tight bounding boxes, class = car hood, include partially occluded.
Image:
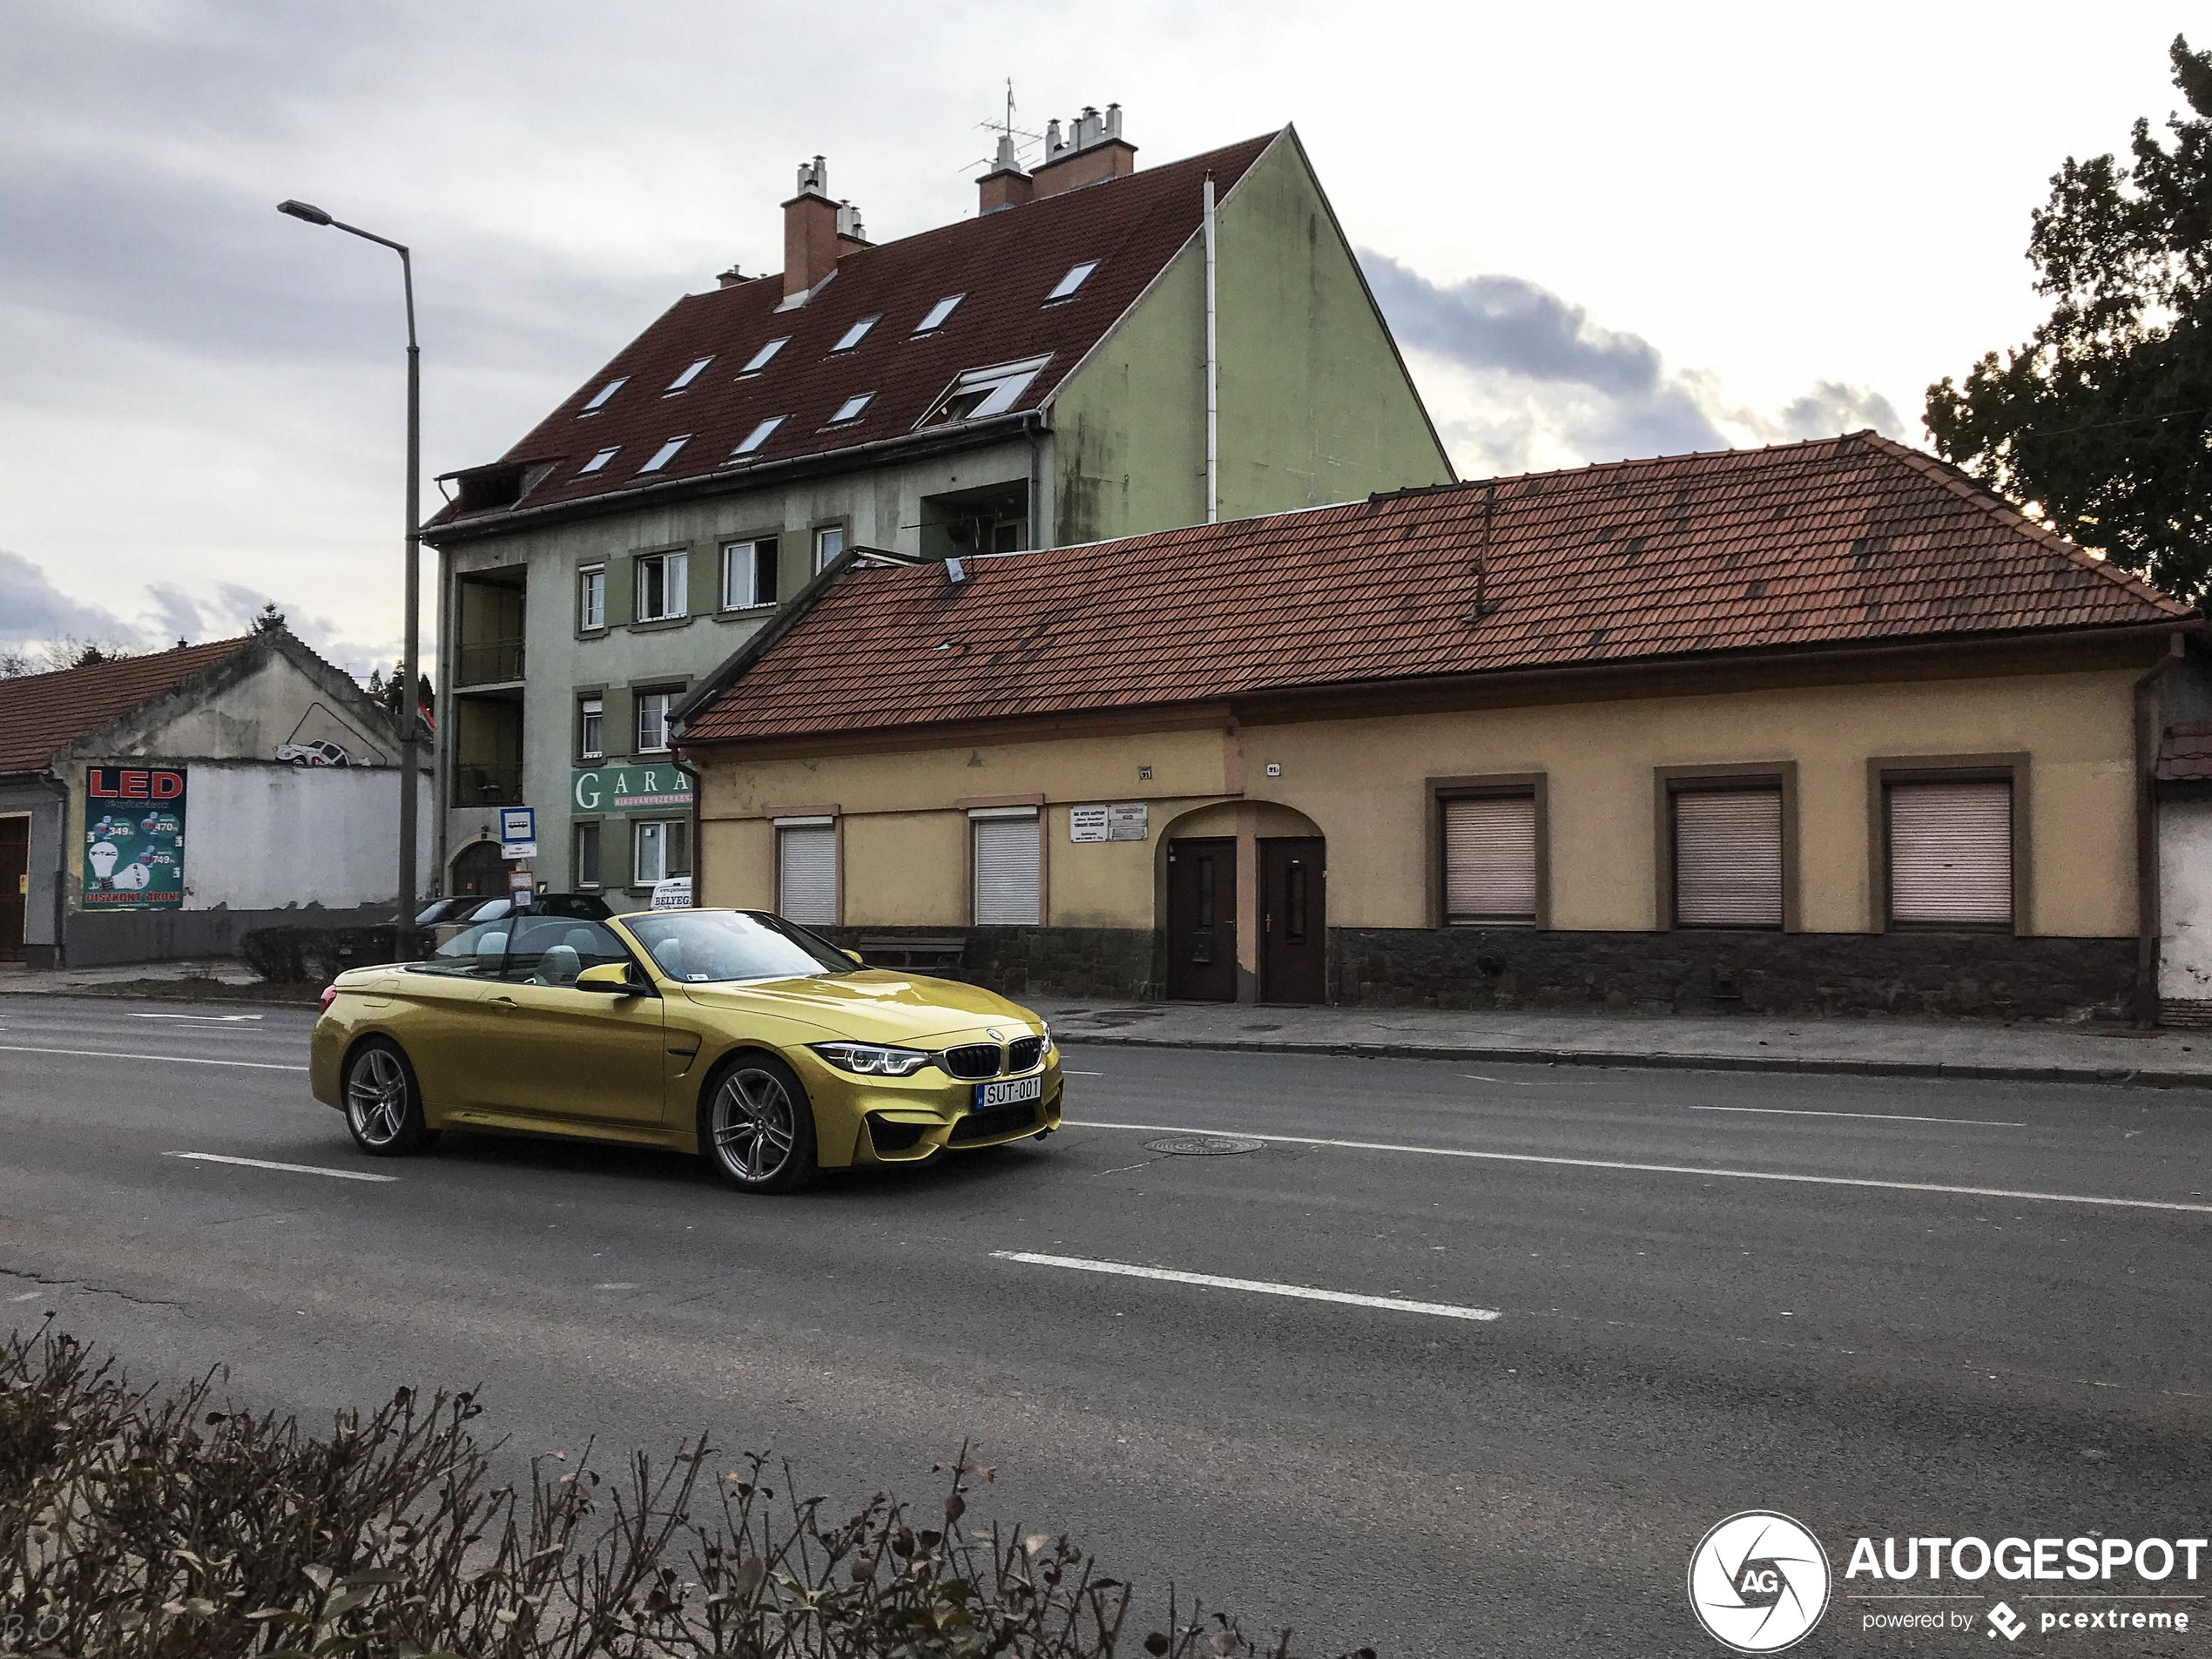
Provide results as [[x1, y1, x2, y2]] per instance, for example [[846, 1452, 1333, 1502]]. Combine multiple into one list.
[[674, 969, 1044, 1045]]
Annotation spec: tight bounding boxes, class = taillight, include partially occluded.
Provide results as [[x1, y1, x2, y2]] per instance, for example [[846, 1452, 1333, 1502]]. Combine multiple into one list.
[[318, 985, 340, 1014]]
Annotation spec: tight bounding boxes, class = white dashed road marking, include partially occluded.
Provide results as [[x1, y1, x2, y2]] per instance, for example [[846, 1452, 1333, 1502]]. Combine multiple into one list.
[[993, 1251, 1502, 1322], [1689, 1103, 2025, 1127], [2, 1044, 307, 1071], [168, 1151, 396, 1184], [1060, 1119, 2212, 1216]]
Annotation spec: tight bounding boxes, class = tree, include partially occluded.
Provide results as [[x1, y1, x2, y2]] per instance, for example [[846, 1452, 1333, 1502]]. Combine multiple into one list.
[[1925, 35, 2212, 602], [250, 602, 287, 634]]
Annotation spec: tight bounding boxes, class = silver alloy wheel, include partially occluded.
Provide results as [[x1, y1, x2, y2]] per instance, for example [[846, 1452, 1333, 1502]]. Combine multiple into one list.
[[346, 1047, 409, 1148], [711, 1067, 797, 1184]]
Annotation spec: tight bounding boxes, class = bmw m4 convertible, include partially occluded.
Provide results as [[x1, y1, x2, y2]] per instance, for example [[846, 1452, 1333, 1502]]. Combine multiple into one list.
[[309, 907, 1062, 1192]]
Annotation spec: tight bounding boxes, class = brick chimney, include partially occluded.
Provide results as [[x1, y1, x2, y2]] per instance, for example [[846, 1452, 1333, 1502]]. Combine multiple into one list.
[[1031, 104, 1136, 200], [783, 156, 840, 300], [977, 132, 1033, 215]]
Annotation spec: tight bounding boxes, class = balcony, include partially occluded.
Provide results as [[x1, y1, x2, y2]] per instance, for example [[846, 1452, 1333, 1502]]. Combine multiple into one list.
[[452, 762, 523, 806], [455, 637, 525, 687]]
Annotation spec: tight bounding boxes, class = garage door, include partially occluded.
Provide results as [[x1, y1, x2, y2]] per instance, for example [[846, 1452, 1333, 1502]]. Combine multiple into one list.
[[1889, 780, 2012, 927], [1674, 787, 1783, 927]]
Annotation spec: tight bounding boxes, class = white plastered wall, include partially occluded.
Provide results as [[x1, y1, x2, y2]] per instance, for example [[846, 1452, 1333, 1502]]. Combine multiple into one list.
[[181, 763, 435, 910], [2159, 799, 2212, 1000]]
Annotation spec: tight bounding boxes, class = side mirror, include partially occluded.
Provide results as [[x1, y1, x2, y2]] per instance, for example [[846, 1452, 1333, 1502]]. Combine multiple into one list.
[[576, 963, 642, 995], [845, 949, 866, 966]]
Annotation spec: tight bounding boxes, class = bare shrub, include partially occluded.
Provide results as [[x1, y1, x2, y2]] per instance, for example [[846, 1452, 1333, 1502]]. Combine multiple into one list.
[[0, 1320, 1370, 1658]]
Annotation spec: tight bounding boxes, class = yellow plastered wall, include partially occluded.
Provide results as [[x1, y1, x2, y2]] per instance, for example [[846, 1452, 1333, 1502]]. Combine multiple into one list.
[[693, 666, 2141, 937]]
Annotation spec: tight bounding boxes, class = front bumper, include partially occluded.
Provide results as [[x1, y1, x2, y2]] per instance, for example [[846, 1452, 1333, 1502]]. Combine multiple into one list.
[[790, 1049, 1064, 1165]]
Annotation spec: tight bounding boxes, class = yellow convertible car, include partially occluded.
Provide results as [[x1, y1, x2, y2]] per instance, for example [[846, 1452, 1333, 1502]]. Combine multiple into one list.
[[309, 907, 1062, 1192]]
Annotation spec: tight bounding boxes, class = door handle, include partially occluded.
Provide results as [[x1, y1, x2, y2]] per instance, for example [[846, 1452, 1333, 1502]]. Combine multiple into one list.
[[489, 995, 518, 1014]]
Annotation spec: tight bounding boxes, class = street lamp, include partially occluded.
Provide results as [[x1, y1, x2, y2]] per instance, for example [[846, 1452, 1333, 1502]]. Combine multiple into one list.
[[277, 198, 422, 956]]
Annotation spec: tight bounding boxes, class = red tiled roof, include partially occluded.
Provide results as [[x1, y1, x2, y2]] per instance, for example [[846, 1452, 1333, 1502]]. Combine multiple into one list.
[[0, 637, 253, 773], [434, 132, 1281, 529], [2159, 722, 2212, 781], [685, 433, 2192, 745]]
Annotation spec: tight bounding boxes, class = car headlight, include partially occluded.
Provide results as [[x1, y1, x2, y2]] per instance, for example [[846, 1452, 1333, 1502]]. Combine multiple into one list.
[[810, 1042, 933, 1077]]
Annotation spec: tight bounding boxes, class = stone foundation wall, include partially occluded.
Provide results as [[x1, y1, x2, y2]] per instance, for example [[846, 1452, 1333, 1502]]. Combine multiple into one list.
[[823, 925, 1157, 1001], [1331, 927, 2136, 1022]]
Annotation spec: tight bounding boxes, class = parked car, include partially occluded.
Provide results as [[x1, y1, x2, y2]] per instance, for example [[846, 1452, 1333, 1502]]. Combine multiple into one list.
[[311, 907, 1061, 1192]]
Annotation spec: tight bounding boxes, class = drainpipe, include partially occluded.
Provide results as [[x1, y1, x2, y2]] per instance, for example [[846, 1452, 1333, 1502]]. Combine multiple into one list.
[[1203, 172, 1218, 525], [670, 742, 704, 907], [2133, 631, 2187, 1026]]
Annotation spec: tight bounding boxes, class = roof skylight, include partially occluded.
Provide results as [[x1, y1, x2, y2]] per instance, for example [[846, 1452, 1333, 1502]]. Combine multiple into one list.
[[918, 355, 1051, 428], [1045, 261, 1098, 301], [739, 337, 789, 374], [732, 416, 786, 457], [832, 315, 880, 352], [579, 446, 620, 475], [827, 393, 874, 425], [580, 378, 626, 415], [664, 356, 714, 393], [913, 293, 965, 334], [638, 436, 691, 473]]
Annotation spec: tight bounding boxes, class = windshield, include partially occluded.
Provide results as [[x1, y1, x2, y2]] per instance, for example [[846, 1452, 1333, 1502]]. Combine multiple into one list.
[[623, 910, 854, 984]]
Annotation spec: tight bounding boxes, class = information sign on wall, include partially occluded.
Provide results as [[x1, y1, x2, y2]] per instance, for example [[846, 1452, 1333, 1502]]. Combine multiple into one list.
[[84, 766, 186, 909], [571, 765, 694, 813], [1070, 803, 1149, 843]]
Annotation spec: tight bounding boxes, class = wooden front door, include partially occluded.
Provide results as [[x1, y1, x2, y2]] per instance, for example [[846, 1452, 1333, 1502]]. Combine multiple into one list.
[[1259, 837, 1326, 1004], [452, 840, 507, 899], [0, 818, 25, 962], [1165, 838, 1238, 1001]]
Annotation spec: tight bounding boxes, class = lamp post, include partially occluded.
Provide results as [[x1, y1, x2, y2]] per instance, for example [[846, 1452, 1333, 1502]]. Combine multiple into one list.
[[278, 199, 421, 956]]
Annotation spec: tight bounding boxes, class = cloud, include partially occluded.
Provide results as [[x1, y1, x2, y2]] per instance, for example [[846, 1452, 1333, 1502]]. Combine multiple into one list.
[[1360, 251, 1905, 477], [0, 546, 137, 644]]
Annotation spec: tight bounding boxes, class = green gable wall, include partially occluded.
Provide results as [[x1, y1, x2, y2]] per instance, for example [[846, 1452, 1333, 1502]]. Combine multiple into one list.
[[1049, 129, 1453, 547]]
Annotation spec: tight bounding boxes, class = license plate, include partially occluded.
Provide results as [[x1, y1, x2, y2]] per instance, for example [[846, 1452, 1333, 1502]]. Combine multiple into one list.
[[975, 1074, 1044, 1109]]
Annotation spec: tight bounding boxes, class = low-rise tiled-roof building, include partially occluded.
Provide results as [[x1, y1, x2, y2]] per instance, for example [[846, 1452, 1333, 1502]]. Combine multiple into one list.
[[0, 631, 421, 968], [674, 432, 2208, 1024]]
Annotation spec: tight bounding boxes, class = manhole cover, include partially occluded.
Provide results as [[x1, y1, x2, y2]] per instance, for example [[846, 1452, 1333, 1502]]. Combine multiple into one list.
[[1144, 1135, 1264, 1157]]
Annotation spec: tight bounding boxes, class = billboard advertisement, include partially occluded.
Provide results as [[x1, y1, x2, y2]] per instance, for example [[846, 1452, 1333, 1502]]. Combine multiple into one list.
[[83, 766, 186, 909]]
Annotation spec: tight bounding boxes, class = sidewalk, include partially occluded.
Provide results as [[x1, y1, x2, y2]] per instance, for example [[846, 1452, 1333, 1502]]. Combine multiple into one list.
[[0, 959, 313, 1005], [1025, 995, 2212, 1090]]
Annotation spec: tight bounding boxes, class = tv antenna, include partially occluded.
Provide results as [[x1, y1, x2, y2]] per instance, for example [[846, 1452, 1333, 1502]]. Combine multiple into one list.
[[967, 78, 1044, 173]]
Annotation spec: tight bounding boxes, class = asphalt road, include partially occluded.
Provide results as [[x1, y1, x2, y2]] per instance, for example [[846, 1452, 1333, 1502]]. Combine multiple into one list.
[[3, 994, 2209, 1656]]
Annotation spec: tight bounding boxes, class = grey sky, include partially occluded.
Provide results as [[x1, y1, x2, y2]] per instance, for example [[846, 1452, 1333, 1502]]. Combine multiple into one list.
[[0, 0, 2193, 674]]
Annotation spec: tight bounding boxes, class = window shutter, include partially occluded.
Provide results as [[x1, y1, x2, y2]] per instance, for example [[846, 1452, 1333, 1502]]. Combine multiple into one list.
[[1889, 781, 2012, 927], [686, 546, 717, 617], [1674, 788, 1783, 927], [1443, 796, 1537, 922], [973, 815, 1041, 926], [778, 825, 837, 925], [604, 555, 634, 627], [600, 689, 633, 760]]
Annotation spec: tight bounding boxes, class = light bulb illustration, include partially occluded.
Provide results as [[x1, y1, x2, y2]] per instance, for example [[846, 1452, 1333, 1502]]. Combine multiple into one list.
[[113, 853, 154, 892], [87, 840, 119, 881]]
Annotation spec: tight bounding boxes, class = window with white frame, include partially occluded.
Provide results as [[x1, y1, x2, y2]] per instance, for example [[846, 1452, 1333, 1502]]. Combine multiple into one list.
[[813, 524, 845, 573], [826, 392, 873, 425], [731, 415, 785, 458], [721, 538, 779, 610], [1044, 260, 1098, 302], [575, 821, 602, 888], [579, 446, 619, 475], [664, 355, 714, 393], [738, 337, 789, 374], [635, 551, 688, 621], [971, 808, 1041, 926], [633, 819, 691, 887], [579, 378, 625, 415], [776, 819, 837, 925], [638, 435, 690, 473], [913, 293, 965, 334], [831, 315, 880, 352], [635, 689, 681, 753], [578, 566, 605, 630], [578, 696, 604, 760]]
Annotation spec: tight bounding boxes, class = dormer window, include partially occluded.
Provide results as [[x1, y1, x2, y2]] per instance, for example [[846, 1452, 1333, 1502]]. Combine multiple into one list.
[[580, 378, 626, 415], [579, 446, 619, 475], [913, 294, 965, 334], [919, 356, 1049, 427], [739, 337, 789, 375], [664, 356, 714, 393], [832, 316, 879, 352], [1045, 261, 1098, 302], [732, 415, 786, 457], [826, 393, 873, 426], [638, 436, 690, 473]]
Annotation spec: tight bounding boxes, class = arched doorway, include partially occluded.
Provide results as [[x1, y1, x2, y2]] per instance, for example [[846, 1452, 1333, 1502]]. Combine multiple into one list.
[[1157, 802, 1328, 1004], [449, 839, 506, 899]]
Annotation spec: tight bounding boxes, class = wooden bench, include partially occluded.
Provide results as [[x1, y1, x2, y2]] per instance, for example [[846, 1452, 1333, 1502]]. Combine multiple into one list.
[[854, 933, 968, 972]]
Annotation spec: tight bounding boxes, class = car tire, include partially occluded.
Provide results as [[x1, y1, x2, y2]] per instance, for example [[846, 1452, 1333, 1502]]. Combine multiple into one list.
[[699, 1054, 819, 1193], [342, 1037, 439, 1157]]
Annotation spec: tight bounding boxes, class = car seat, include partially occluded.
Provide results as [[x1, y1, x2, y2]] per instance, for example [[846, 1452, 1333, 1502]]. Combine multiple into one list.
[[534, 944, 581, 987], [649, 937, 685, 980]]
